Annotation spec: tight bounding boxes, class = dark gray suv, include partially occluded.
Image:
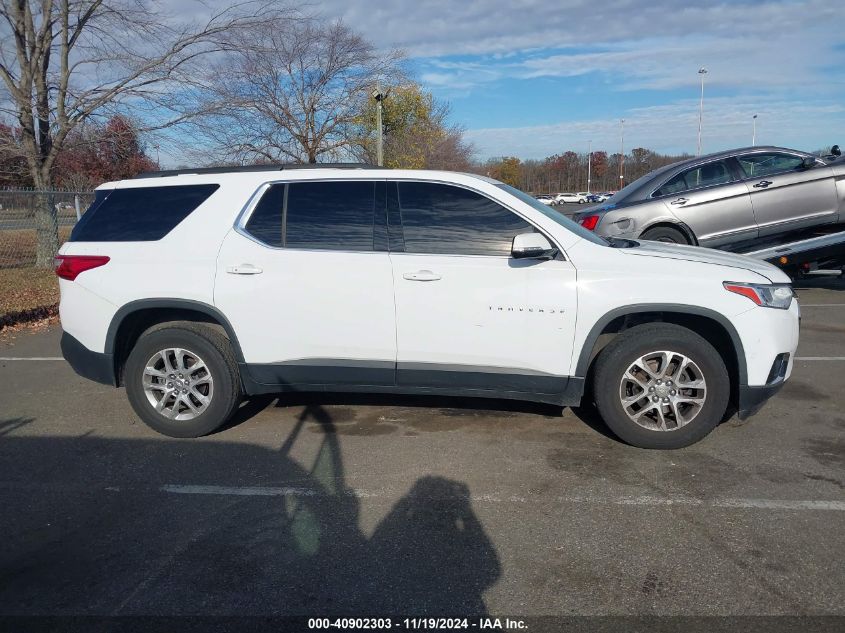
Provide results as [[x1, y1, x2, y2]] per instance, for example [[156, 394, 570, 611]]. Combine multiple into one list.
[[574, 146, 844, 247]]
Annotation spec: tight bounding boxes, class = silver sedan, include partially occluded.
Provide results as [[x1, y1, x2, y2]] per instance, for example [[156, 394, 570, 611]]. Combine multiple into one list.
[[573, 146, 845, 247]]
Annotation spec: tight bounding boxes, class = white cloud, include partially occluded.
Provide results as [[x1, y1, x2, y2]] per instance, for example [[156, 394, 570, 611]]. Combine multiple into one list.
[[318, 0, 840, 60]]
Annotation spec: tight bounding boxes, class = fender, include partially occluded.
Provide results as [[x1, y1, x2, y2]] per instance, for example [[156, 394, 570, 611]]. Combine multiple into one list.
[[105, 298, 246, 363], [574, 303, 747, 384]]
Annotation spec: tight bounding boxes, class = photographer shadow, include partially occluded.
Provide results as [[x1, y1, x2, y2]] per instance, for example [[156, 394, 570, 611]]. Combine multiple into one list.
[[0, 404, 501, 616]]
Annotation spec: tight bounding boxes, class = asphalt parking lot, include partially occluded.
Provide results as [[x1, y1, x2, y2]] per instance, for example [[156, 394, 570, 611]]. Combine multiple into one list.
[[0, 277, 843, 622]]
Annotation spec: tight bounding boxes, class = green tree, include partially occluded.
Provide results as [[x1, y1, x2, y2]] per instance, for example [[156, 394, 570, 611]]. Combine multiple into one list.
[[355, 82, 473, 170]]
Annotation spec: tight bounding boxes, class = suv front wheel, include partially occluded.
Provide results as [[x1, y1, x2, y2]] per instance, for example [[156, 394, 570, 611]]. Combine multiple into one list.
[[125, 323, 242, 438], [591, 323, 729, 449]]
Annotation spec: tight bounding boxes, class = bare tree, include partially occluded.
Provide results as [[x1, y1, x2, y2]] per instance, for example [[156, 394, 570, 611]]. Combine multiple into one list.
[[195, 17, 403, 165], [0, 0, 284, 266]]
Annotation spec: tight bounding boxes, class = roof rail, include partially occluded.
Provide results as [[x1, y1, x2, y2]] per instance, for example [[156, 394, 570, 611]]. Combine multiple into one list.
[[135, 163, 385, 178]]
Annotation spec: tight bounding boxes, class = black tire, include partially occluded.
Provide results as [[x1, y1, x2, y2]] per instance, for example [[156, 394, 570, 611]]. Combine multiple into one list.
[[591, 323, 729, 449], [125, 323, 241, 438], [640, 226, 689, 244]]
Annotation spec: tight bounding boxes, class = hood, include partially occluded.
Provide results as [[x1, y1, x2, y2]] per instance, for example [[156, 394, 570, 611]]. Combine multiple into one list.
[[620, 241, 789, 283]]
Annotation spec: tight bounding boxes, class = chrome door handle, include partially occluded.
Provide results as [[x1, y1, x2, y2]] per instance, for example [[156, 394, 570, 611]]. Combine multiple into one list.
[[670, 197, 689, 205], [403, 270, 441, 282], [753, 180, 773, 188], [226, 264, 263, 275]]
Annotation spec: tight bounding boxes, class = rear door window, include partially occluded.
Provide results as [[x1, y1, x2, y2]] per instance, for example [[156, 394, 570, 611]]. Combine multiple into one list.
[[653, 160, 733, 197], [242, 181, 377, 251], [70, 184, 219, 241]]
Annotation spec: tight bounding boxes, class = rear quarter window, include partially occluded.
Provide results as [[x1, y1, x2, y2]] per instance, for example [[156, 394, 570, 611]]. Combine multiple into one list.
[[69, 184, 219, 242]]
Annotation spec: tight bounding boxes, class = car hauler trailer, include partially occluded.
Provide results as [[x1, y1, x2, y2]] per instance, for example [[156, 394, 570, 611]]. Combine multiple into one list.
[[739, 225, 845, 278]]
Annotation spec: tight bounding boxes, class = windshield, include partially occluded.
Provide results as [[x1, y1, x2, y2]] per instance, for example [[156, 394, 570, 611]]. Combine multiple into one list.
[[496, 184, 608, 246]]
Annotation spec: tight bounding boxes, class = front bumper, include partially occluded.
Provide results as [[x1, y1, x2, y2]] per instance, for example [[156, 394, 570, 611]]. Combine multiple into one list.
[[61, 332, 115, 386], [737, 381, 785, 420]]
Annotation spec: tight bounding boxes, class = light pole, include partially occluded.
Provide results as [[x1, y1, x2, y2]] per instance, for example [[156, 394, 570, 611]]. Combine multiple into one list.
[[153, 143, 160, 168], [752, 114, 758, 146], [372, 86, 386, 167], [587, 139, 592, 193], [619, 119, 625, 189], [697, 67, 707, 156]]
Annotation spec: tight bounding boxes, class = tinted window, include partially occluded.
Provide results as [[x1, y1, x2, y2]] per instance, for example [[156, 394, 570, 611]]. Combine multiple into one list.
[[285, 181, 375, 251], [398, 182, 533, 256], [738, 152, 804, 178], [244, 184, 285, 247], [70, 184, 219, 241], [654, 160, 732, 197]]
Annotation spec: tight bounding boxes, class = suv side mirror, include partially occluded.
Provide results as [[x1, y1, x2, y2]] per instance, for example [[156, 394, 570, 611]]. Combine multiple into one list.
[[801, 156, 816, 169], [511, 232, 556, 259]]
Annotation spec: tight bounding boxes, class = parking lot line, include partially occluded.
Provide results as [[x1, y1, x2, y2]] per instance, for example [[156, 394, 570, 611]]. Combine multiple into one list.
[[160, 484, 845, 511], [795, 357, 845, 361], [799, 304, 845, 307]]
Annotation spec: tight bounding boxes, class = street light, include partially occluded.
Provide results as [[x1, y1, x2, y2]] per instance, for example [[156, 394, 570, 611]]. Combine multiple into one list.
[[752, 114, 758, 146], [697, 67, 707, 156], [372, 86, 387, 167], [619, 119, 625, 188], [587, 139, 592, 193]]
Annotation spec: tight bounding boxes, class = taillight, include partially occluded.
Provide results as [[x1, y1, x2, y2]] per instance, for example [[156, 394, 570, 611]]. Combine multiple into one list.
[[578, 215, 599, 231], [54, 255, 110, 281]]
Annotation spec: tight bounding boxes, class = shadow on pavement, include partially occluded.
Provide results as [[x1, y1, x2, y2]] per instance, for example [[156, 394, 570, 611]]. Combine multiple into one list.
[[0, 405, 501, 616]]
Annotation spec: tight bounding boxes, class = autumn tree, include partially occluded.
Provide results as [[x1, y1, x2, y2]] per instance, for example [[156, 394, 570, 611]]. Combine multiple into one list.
[[353, 82, 473, 170], [0, 0, 281, 266], [487, 157, 522, 188], [53, 116, 157, 189]]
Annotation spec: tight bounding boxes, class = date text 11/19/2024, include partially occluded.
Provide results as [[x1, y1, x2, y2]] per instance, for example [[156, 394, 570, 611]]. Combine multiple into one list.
[[307, 617, 528, 630]]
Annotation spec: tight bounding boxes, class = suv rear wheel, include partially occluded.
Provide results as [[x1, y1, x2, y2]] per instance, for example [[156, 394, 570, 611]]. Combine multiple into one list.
[[591, 323, 729, 449], [125, 324, 241, 438]]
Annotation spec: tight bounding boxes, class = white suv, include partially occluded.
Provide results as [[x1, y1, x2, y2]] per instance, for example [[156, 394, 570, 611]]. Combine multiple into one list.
[[57, 165, 799, 449]]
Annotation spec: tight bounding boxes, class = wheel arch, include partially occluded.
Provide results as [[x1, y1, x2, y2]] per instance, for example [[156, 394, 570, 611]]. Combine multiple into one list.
[[576, 304, 746, 404], [639, 220, 698, 245], [106, 299, 244, 386]]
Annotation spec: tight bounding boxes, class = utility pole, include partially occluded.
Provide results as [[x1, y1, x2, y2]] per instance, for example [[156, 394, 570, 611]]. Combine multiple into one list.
[[697, 67, 707, 156], [372, 86, 386, 167], [619, 119, 625, 189], [587, 139, 592, 193], [752, 114, 758, 146]]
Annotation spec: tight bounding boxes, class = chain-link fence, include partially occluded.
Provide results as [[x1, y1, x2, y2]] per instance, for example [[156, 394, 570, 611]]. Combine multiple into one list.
[[0, 189, 94, 268]]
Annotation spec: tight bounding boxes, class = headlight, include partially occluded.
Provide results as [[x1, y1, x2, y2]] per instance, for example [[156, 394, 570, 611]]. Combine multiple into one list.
[[723, 282, 794, 309]]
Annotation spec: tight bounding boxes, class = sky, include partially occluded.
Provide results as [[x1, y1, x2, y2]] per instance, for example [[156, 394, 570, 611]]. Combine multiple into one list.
[[317, 0, 845, 160]]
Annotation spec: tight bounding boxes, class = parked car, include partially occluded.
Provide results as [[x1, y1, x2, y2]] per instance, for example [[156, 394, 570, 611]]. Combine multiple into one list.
[[585, 193, 604, 203], [554, 192, 585, 204], [58, 165, 798, 449], [573, 146, 844, 246], [536, 195, 556, 205], [576, 192, 590, 202]]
